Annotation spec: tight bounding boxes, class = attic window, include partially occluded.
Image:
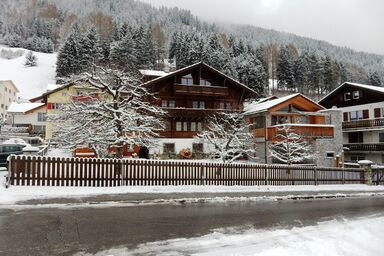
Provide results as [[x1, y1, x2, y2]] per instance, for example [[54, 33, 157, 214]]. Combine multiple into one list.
[[353, 91, 360, 99], [199, 79, 211, 86], [344, 92, 352, 101], [181, 74, 193, 85]]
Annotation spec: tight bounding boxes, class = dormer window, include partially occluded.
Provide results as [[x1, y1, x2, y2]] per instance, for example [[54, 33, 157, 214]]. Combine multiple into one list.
[[353, 91, 360, 99], [344, 92, 352, 101]]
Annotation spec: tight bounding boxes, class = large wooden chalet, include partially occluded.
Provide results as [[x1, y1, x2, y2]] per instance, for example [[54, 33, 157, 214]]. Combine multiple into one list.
[[143, 62, 257, 158]]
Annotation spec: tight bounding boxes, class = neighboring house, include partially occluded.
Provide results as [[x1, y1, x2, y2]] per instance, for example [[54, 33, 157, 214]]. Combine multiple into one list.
[[0, 80, 19, 119], [30, 82, 106, 139], [143, 62, 258, 158], [7, 102, 46, 134], [245, 93, 343, 167], [319, 82, 384, 164]]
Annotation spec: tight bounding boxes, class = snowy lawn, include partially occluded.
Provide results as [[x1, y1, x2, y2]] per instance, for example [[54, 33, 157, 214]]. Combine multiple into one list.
[[77, 214, 384, 256], [1, 171, 384, 205], [0, 45, 56, 99]]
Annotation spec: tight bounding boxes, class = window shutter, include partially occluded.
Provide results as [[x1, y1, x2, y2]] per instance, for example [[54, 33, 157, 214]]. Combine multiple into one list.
[[363, 109, 369, 119], [374, 108, 381, 118], [47, 103, 52, 110], [343, 112, 348, 121]]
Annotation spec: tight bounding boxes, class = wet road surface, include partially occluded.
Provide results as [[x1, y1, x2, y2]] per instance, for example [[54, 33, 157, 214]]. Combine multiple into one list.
[[1, 196, 384, 256]]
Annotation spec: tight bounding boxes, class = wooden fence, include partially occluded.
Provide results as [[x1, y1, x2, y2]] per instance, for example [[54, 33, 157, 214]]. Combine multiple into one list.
[[6, 155, 366, 187]]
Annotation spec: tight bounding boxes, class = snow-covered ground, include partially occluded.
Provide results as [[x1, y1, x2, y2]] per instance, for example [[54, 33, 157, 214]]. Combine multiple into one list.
[[77, 214, 384, 256], [1, 170, 384, 206], [0, 45, 57, 99]]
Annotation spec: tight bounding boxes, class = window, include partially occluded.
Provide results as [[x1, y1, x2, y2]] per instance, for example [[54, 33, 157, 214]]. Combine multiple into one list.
[[326, 152, 335, 158], [176, 122, 182, 131], [353, 91, 360, 99], [351, 155, 365, 162], [251, 116, 265, 129], [219, 102, 225, 110], [272, 115, 288, 125], [193, 143, 204, 153], [199, 79, 211, 86], [163, 143, 175, 154], [349, 110, 363, 120], [162, 100, 176, 108], [344, 92, 352, 101], [192, 101, 205, 109], [181, 74, 193, 85], [52, 103, 61, 110], [192, 101, 199, 109], [296, 116, 309, 124], [37, 113, 47, 122], [183, 122, 188, 131], [226, 102, 231, 110], [197, 122, 202, 131], [348, 132, 363, 143], [379, 133, 384, 143], [199, 101, 205, 109], [190, 122, 197, 131]]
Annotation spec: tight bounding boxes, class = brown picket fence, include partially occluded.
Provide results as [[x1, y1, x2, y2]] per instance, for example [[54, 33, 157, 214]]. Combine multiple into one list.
[[6, 155, 366, 187]]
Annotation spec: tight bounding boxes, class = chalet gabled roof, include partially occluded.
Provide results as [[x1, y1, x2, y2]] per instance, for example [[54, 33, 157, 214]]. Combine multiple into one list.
[[244, 93, 324, 115], [142, 62, 258, 96], [318, 82, 384, 106]]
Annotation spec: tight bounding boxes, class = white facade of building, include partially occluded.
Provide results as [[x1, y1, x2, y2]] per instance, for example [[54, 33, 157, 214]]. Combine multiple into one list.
[[0, 80, 19, 119], [7, 102, 47, 134]]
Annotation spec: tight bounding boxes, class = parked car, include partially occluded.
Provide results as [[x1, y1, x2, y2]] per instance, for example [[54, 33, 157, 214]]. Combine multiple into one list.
[[0, 144, 26, 167]]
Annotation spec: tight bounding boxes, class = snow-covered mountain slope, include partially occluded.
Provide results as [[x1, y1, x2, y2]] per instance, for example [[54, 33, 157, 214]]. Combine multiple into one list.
[[0, 45, 56, 100]]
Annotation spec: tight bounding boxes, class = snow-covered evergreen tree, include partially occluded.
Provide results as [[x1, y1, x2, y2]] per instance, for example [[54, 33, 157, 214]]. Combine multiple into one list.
[[49, 65, 166, 158], [24, 50, 37, 67], [56, 23, 82, 78], [369, 71, 382, 86], [195, 112, 255, 163], [269, 125, 313, 165], [277, 46, 295, 89]]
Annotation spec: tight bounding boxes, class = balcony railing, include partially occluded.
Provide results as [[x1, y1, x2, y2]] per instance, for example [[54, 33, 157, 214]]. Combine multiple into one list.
[[159, 131, 198, 138], [344, 143, 384, 152], [174, 84, 228, 96], [343, 118, 384, 129], [267, 124, 334, 140]]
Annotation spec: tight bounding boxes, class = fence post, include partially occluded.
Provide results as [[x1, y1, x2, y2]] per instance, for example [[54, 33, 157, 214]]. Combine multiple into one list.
[[264, 165, 268, 185], [201, 163, 205, 185], [342, 168, 345, 184], [314, 167, 317, 186], [358, 160, 373, 185]]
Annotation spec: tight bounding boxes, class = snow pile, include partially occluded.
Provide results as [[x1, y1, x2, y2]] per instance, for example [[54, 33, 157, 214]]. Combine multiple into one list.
[[82, 214, 384, 256], [0, 45, 57, 99]]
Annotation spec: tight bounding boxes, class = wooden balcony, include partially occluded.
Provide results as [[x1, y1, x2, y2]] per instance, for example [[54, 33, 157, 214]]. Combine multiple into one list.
[[267, 124, 334, 141], [164, 108, 234, 118], [174, 84, 228, 97], [343, 118, 384, 130], [159, 131, 198, 138], [344, 143, 384, 152]]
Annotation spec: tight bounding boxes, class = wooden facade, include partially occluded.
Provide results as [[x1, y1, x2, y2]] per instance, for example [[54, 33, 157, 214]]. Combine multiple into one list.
[[143, 62, 257, 139], [246, 93, 339, 165]]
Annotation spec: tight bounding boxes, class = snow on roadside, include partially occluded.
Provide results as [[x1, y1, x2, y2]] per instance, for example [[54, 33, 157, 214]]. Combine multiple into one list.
[[76, 214, 384, 256], [1, 170, 384, 206]]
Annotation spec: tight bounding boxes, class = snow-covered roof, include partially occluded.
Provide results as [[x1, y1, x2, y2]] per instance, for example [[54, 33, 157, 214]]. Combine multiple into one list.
[[319, 82, 384, 104], [139, 69, 168, 77], [46, 84, 61, 92], [8, 102, 45, 113], [142, 62, 258, 96], [244, 93, 301, 115]]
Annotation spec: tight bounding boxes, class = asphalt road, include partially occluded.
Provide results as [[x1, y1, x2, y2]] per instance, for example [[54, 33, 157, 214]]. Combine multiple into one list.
[[1, 196, 384, 256]]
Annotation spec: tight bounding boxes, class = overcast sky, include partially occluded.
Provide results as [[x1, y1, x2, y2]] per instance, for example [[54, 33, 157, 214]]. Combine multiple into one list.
[[141, 0, 384, 55]]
